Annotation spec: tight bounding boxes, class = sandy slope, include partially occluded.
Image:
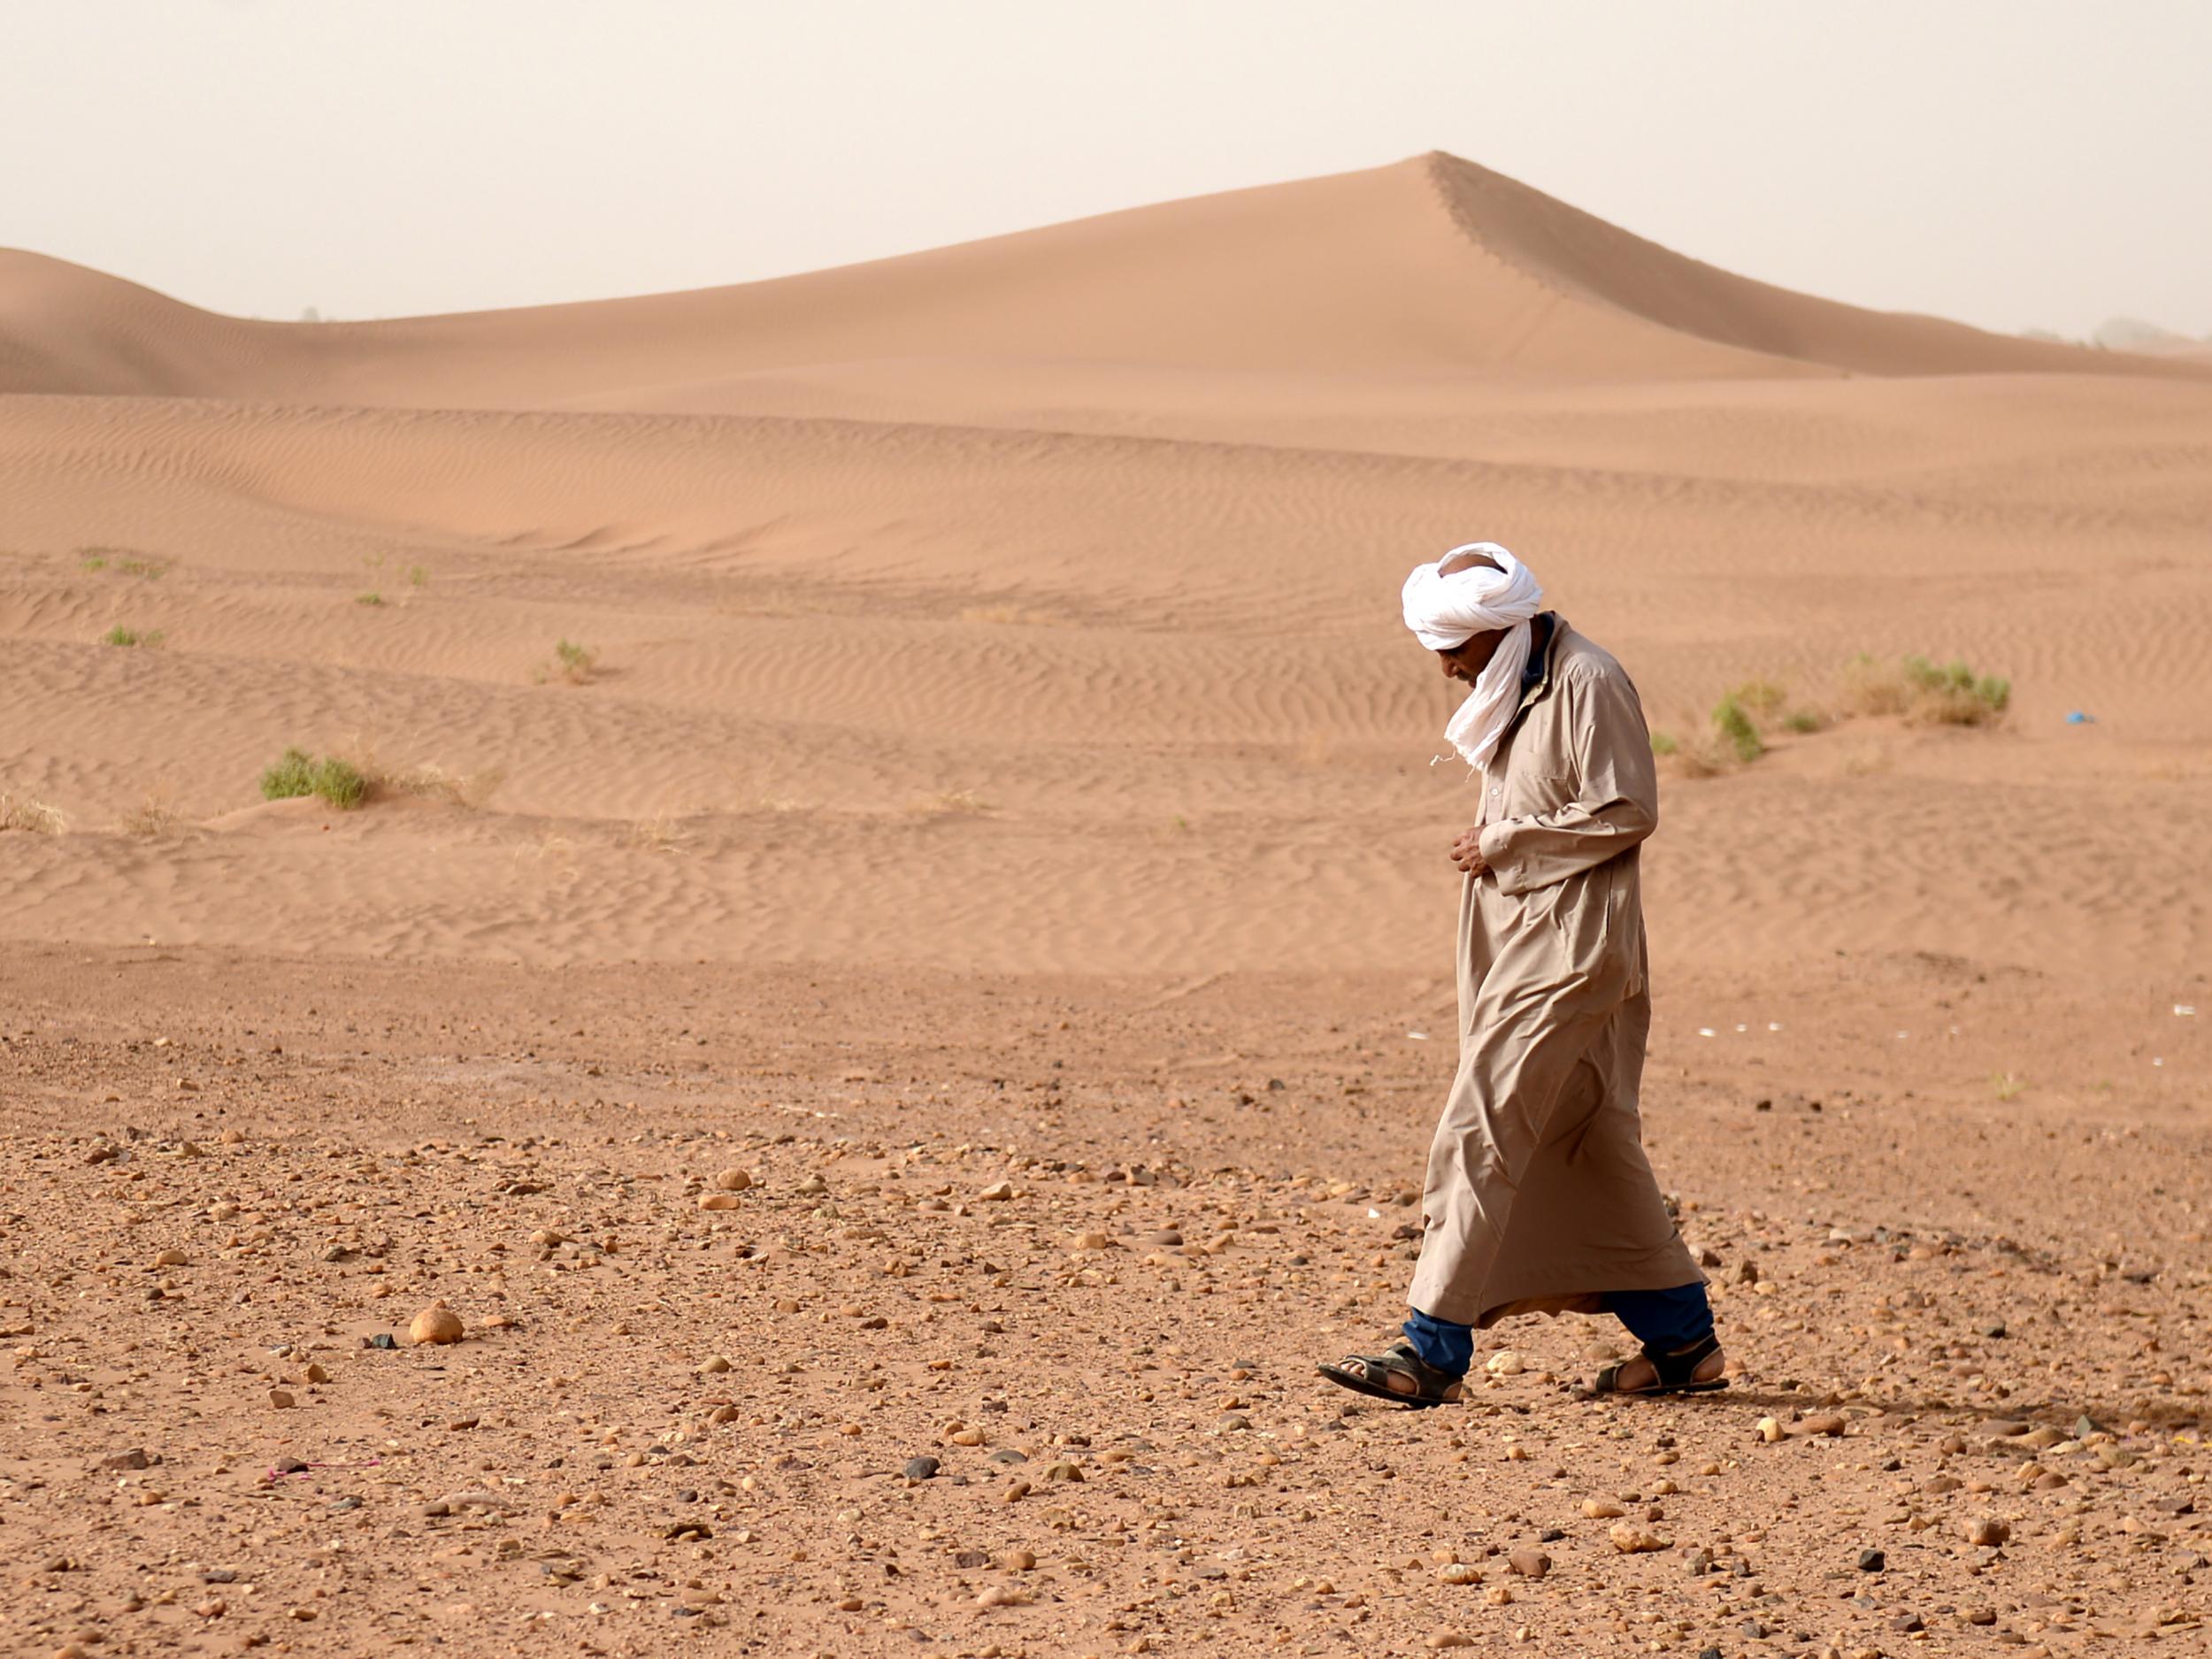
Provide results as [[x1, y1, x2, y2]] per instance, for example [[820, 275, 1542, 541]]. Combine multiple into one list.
[[3, 151, 2209, 1659]]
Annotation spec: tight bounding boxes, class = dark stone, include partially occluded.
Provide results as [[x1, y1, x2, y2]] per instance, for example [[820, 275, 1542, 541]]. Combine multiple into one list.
[[903, 1455, 941, 1481], [1539, 1527, 1565, 1543], [1858, 1548, 1886, 1572], [363, 1333, 398, 1349], [1740, 1618, 1767, 1639], [1893, 1612, 1925, 1632], [987, 1448, 1028, 1464], [1981, 1323, 2007, 1339]]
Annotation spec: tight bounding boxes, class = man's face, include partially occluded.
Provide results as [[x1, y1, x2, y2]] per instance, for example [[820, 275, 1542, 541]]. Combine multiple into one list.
[[1435, 630, 1508, 687]]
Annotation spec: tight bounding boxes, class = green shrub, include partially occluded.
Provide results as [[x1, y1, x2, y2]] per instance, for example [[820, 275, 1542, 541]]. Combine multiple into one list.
[[259, 747, 367, 810], [1711, 694, 1765, 764], [103, 626, 163, 648], [552, 639, 599, 684], [1648, 731, 1679, 757], [356, 591, 384, 607]]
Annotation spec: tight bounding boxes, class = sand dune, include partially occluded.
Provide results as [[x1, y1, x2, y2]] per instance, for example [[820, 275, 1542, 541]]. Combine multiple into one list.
[[4, 154, 2201, 415]]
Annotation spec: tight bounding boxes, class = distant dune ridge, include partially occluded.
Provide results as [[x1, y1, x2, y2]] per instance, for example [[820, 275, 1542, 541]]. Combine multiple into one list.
[[2, 152, 2210, 981], [2, 153, 2200, 409]]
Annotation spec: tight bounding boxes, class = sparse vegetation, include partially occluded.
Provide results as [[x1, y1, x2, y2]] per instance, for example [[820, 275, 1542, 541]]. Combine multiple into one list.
[[907, 789, 993, 818], [356, 591, 385, 608], [121, 791, 182, 838], [1992, 1071, 2026, 1102], [623, 815, 689, 854], [79, 547, 164, 578], [1843, 654, 2009, 726], [1657, 653, 2011, 782], [407, 565, 429, 588], [546, 639, 600, 685], [1711, 693, 1765, 764], [332, 736, 504, 810], [0, 789, 67, 834], [103, 626, 164, 648], [259, 748, 367, 810]]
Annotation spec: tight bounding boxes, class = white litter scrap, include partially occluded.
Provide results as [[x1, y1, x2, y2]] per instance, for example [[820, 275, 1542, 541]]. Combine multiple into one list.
[[1406, 1030, 1429, 1041], [1697, 1027, 1717, 1038], [2177, 1005, 2197, 1018]]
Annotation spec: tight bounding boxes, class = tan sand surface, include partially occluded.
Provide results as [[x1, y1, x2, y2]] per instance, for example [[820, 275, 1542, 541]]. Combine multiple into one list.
[[3, 154, 2208, 1658]]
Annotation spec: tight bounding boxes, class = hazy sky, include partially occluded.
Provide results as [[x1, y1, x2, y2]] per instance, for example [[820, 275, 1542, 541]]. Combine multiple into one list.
[[8, 1, 2208, 338]]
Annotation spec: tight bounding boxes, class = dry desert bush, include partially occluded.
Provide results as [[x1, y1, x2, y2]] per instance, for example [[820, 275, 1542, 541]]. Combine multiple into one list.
[[103, 625, 165, 648], [120, 790, 183, 838], [906, 789, 994, 818], [621, 814, 691, 854], [334, 737, 506, 810], [542, 639, 599, 685], [0, 789, 67, 834], [1843, 654, 2010, 726]]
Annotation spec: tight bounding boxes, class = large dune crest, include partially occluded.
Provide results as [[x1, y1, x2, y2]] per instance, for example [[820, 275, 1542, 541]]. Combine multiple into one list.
[[3, 153, 2196, 411]]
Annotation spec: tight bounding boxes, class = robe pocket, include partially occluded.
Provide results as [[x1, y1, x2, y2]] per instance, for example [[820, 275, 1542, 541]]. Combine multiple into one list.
[[1501, 770, 1579, 818]]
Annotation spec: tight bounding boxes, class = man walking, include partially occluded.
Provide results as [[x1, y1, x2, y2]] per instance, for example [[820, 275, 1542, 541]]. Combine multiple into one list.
[[1319, 542, 1726, 1406]]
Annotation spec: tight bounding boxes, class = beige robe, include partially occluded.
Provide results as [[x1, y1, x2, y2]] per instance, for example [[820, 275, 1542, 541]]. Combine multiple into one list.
[[1408, 615, 1701, 1328]]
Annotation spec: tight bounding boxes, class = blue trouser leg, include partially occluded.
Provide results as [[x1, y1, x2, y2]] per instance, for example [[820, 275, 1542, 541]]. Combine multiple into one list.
[[1406, 1282, 1713, 1378], [1401, 1307, 1473, 1377], [1604, 1282, 1715, 1351]]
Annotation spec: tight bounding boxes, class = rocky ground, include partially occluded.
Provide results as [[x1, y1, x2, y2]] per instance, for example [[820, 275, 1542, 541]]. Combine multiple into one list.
[[3, 945, 2207, 1659]]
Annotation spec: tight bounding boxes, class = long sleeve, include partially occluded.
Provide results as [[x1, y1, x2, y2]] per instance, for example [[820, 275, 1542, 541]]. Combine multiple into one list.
[[1476, 663, 1659, 896]]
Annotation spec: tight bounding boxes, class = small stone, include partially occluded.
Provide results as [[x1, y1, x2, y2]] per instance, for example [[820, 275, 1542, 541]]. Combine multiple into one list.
[[1485, 1350, 1525, 1376], [100, 1448, 151, 1471], [1042, 1460, 1084, 1483], [1436, 1563, 1481, 1585], [409, 1303, 465, 1345], [1893, 1612, 1925, 1633], [1001, 1548, 1035, 1571], [1506, 1548, 1550, 1579], [1425, 1633, 1475, 1651], [975, 1586, 1030, 1608], [712, 1168, 752, 1191], [1801, 1414, 1847, 1438], [903, 1455, 941, 1480], [699, 1356, 732, 1373], [1582, 1499, 1625, 1518], [979, 1180, 1015, 1202], [153, 1248, 189, 1267], [268, 1388, 296, 1409], [1982, 1323, 2007, 1339], [698, 1193, 741, 1210], [1067, 1231, 1118, 1252], [1965, 1517, 2010, 1548], [1609, 1523, 1669, 1554], [1857, 1548, 1885, 1572], [1756, 1417, 1784, 1443]]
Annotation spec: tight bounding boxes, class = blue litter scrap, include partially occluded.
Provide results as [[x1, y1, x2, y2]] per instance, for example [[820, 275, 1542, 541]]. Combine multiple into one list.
[[2065, 710, 2094, 725]]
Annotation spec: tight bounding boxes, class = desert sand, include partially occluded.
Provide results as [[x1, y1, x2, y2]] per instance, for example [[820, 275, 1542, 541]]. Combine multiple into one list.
[[2, 153, 2208, 1659]]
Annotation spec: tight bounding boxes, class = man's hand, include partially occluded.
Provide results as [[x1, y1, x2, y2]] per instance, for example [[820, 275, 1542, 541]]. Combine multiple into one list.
[[1449, 826, 1490, 877]]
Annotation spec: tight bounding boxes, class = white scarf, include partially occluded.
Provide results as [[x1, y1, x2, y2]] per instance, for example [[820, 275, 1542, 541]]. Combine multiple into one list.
[[1401, 541, 1546, 772]]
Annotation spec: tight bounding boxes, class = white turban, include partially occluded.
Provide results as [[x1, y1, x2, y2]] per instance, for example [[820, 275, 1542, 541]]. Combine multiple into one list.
[[1401, 541, 1546, 772]]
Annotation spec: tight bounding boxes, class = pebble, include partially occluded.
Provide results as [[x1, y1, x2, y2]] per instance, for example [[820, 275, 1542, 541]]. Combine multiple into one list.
[[1801, 1414, 1847, 1438], [903, 1455, 941, 1481], [153, 1248, 189, 1267], [410, 1302, 465, 1345], [1857, 1548, 1885, 1572], [268, 1388, 296, 1409], [698, 1193, 742, 1210], [1965, 1517, 2011, 1547], [1425, 1633, 1475, 1651], [712, 1168, 752, 1191], [1756, 1416, 1785, 1443], [1486, 1350, 1525, 1376], [1506, 1548, 1550, 1579], [1609, 1523, 1669, 1554], [979, 1180, 1015, 1202], [1436, 1563, 1481, 1585], [1583, 1499, 1625, 1518]]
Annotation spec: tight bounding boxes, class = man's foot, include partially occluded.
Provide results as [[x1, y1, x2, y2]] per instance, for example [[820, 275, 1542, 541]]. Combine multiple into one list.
[[1317, 1339, 1466, 1407], [1586, 1333, 1729, 1398]]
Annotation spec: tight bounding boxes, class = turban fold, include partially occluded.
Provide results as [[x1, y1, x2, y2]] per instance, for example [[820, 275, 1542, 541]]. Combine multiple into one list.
[[1401, 541, 1545, 772]]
